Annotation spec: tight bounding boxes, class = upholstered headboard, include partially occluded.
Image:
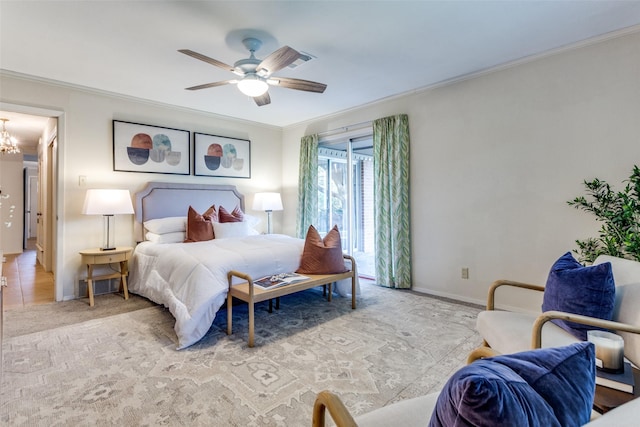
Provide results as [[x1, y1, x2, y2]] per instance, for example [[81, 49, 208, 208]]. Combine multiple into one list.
[[134, 181, 245, 242]]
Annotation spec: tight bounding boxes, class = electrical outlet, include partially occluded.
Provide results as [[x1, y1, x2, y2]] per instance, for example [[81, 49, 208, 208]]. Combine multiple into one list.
[[79, 175, 87, 187], [461, 268, 469, 279]]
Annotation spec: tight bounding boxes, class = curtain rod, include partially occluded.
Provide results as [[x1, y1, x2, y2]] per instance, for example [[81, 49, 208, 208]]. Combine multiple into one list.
[[316, 120, 373, 138]]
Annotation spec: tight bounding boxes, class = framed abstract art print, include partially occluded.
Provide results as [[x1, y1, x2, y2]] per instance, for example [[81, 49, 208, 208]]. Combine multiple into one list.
[[113, 120, 190, 175], [193, 132, 251, 178]]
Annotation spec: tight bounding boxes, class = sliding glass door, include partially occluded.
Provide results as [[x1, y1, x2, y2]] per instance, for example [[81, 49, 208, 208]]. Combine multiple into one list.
[[318, 137, 375, 278]]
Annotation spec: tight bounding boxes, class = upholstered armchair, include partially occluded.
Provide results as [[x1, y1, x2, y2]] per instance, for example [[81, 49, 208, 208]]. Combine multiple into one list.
[[474, 254, 640, 368]]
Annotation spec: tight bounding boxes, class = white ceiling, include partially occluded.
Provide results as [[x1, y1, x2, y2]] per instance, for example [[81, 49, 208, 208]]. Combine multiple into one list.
[[2, 1, 640, 150]]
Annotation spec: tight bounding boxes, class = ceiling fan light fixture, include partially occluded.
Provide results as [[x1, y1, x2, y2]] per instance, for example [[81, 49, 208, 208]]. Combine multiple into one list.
[[179, 40, 326, 106], [237, 75, 269, 97]]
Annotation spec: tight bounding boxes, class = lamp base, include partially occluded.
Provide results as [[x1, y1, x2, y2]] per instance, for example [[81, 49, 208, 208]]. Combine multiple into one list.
[[102, 215, 116, 251]]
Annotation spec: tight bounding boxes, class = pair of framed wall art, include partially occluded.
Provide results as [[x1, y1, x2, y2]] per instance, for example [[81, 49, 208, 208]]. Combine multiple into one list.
[[112, 120, 251, 178]]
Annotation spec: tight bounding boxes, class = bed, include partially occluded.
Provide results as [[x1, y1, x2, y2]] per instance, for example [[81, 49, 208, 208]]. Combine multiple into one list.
[[128, 182, 357, 350]]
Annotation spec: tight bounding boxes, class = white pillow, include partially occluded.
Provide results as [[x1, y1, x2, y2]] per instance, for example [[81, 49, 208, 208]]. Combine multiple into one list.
[[144, 216, 186, 234], [145, 231, 185, 244], [213, 221, 251, 239], [243, 214, 261, 229]]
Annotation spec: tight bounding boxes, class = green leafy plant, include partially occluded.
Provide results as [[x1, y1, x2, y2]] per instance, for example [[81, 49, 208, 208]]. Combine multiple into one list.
[[567, 165, 640, 263]]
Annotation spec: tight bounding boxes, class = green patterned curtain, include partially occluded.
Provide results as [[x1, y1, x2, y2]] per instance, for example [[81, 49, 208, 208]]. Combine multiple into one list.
[[296, 134, 319, 238], [373, 114, 411, 288]]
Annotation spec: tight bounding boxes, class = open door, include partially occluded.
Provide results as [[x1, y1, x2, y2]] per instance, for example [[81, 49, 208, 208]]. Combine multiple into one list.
[[36, 144, 45, 266], [22, 168, 38, 248], [36, 130, 56, 272]]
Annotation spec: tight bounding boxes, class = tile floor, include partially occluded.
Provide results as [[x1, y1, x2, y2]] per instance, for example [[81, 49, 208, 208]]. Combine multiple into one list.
[[2, 239, 54, 309]]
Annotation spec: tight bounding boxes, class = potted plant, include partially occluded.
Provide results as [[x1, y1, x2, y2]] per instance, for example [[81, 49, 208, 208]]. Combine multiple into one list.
[[568, 165, 640, 263]]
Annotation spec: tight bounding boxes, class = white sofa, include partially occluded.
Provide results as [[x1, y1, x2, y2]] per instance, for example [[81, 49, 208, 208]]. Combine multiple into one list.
[[313, 255, 640, 427]]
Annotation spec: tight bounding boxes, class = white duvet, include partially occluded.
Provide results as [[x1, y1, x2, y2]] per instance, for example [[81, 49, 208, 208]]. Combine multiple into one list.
[[129, 234, 305, 349]]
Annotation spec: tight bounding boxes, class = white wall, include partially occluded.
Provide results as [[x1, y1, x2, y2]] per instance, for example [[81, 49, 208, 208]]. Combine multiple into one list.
[[2, 29, 639, 308], [0, 75, 284, 300], [283, 30, 640, 310], [0, 152, 24, 254]]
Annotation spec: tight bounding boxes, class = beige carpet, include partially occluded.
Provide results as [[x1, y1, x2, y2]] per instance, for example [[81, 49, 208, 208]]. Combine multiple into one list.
[[1, 283, 482, 426]]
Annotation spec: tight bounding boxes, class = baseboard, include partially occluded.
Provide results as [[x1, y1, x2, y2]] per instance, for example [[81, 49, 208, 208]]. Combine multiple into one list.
[[410, 286, 485, 308], [409, 286, 539, 315]]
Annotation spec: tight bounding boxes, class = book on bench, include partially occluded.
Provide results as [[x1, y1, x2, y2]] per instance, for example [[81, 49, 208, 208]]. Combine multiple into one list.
[[254, 273, 310, 290], [595, 361, 635, 394]]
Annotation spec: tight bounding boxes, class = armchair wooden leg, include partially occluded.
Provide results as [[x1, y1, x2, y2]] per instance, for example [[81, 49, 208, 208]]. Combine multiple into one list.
[[467, 346, 500, 364], [313, 390, 357, 427]]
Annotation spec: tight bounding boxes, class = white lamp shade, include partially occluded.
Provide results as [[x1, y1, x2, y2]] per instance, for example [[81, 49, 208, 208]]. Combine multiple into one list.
[[253, 192, 283, 212], [82, 189, 134, 215]]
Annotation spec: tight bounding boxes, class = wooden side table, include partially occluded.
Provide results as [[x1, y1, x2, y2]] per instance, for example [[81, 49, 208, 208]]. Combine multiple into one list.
[[79, 247, 132, 307], [593, 366, 640, 414]]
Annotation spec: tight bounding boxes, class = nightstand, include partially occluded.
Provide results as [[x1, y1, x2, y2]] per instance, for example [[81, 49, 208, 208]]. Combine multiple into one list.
[[593, 366, 640, 414], [79, 247, 133, 307]]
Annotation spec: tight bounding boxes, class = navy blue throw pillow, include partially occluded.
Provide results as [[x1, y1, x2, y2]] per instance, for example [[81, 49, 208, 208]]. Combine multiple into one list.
[[542, 251, 615, 340], [429, 342, 595, 427]]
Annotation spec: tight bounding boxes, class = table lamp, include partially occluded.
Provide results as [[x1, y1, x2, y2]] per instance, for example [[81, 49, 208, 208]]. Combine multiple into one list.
[[82, 189, 134, 250], [252, 192, 283, 234]]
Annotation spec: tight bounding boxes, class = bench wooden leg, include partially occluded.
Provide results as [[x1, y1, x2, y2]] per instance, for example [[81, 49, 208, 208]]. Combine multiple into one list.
[[248, 298, 255, 348], [351, 274, 356, 309], [227, 293, 233, 335], [327, 283, 333, 302]]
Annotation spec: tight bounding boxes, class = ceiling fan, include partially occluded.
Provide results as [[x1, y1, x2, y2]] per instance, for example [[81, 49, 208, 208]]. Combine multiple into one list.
[[179, 38, 327, 106]]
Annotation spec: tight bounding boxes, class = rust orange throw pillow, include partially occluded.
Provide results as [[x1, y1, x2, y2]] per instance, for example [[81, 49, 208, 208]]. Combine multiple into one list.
[[296, 225, 348, 274], [184, 205, 215, 242], [218, 205, 244, 223]]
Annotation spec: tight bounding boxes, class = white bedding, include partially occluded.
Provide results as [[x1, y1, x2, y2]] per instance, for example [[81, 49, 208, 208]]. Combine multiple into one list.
[[129, 234, 305, 349]]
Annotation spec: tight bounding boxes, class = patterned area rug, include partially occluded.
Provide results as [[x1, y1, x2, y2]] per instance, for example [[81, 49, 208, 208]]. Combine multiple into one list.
[[1, 284, 482, 426]]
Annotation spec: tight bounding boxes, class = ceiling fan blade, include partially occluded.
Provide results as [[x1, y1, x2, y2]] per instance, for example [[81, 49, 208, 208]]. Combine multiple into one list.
[[253, 92, 271, 107], [256, 46, 301, 75], [272, 77, 327, 93], [178, 49, 235, 73], [185, 80, 235, 90]]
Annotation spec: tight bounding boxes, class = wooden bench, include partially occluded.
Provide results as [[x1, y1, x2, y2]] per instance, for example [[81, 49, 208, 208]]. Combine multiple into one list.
[[226, 255, 357, 347]]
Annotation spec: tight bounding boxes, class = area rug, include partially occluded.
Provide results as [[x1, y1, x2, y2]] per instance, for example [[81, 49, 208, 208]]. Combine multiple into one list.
[[1, 283, 482, 426], [3, 293, 156, 338]]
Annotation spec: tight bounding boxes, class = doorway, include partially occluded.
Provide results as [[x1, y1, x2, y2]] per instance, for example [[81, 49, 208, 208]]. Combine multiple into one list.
[[0, 105, 60, 302], [318, 136, 375, 278]]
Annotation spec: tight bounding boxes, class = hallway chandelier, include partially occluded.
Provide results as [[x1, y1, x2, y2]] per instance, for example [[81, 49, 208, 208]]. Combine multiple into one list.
[[0, 118, 20, 155]]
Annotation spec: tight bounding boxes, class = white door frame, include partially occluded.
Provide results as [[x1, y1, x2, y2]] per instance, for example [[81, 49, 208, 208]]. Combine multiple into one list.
[[0, 102, 65, 302]]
